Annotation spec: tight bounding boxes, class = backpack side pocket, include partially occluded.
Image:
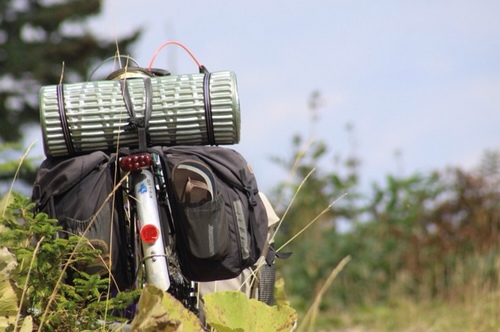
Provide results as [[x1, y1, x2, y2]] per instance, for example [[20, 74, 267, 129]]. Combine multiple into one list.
[[180, 193, 229, 260]]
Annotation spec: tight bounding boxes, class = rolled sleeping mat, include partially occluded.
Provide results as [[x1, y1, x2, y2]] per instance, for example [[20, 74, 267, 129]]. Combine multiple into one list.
[[39, 71, 240, 157]]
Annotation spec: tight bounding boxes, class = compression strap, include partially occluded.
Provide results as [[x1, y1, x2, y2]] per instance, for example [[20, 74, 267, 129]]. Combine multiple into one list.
[[56, 84, 75, 156], [203, 71, 215, 146], [120, 77, 153, 151]]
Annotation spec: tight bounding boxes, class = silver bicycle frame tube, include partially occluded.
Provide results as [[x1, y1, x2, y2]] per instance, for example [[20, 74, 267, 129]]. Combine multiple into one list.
[[133, 168, 171, 291]]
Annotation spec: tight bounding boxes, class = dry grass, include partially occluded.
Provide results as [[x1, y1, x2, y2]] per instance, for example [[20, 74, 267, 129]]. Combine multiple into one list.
[[324, 290, 500, 332], [306, 251, 500, 332]]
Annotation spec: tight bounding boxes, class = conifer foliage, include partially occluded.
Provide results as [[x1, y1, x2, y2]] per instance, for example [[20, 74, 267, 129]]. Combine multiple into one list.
[[0, 0, 139, 143]]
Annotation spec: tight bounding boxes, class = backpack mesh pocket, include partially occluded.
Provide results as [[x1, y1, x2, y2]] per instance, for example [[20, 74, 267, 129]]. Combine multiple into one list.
[[180, 193, 229, 260]]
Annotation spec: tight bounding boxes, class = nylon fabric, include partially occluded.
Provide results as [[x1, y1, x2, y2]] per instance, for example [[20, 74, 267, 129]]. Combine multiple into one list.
[[158, 145, 270, 282], [31, 151, 132, 292]]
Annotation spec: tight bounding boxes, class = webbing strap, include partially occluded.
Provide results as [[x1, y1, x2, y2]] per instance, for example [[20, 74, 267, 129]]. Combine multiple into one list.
[[203, 71, 215, 146], [143, 77, 152, 127], [56, 84, 75, 156], [119, 79, 135, 118], [138, 77, 153, 151], [120, 77, 153, 151]]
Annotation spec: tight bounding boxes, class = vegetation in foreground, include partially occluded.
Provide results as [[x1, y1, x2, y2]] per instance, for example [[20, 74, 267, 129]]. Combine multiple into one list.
[[0, 194, 297, 331]]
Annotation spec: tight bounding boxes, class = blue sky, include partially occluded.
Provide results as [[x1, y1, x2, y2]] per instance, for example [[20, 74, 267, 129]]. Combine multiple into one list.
[[28, 1, 500, 194]]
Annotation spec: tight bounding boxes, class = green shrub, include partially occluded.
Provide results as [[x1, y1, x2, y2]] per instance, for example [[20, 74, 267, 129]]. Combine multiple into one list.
[[0, 193, 139, 331]]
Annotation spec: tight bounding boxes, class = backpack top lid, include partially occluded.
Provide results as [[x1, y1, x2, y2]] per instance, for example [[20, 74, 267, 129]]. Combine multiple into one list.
[[32, 151, 111, 207]]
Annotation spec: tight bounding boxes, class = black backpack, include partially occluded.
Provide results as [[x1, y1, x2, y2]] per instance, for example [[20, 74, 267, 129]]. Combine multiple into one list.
[[30, 151, 132, 291], [158, 145, 272, 282], [30, 146, 274, 285]]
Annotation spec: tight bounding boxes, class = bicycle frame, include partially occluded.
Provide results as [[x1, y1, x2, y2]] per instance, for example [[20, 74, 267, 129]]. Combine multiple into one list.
[[119, 150, 198, 313], [131, 168, 171, 291]]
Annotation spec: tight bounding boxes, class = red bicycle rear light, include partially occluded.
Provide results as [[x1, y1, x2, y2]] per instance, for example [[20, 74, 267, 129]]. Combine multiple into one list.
[[119, 153, 153, 172], [140, 224, 159, 244]]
